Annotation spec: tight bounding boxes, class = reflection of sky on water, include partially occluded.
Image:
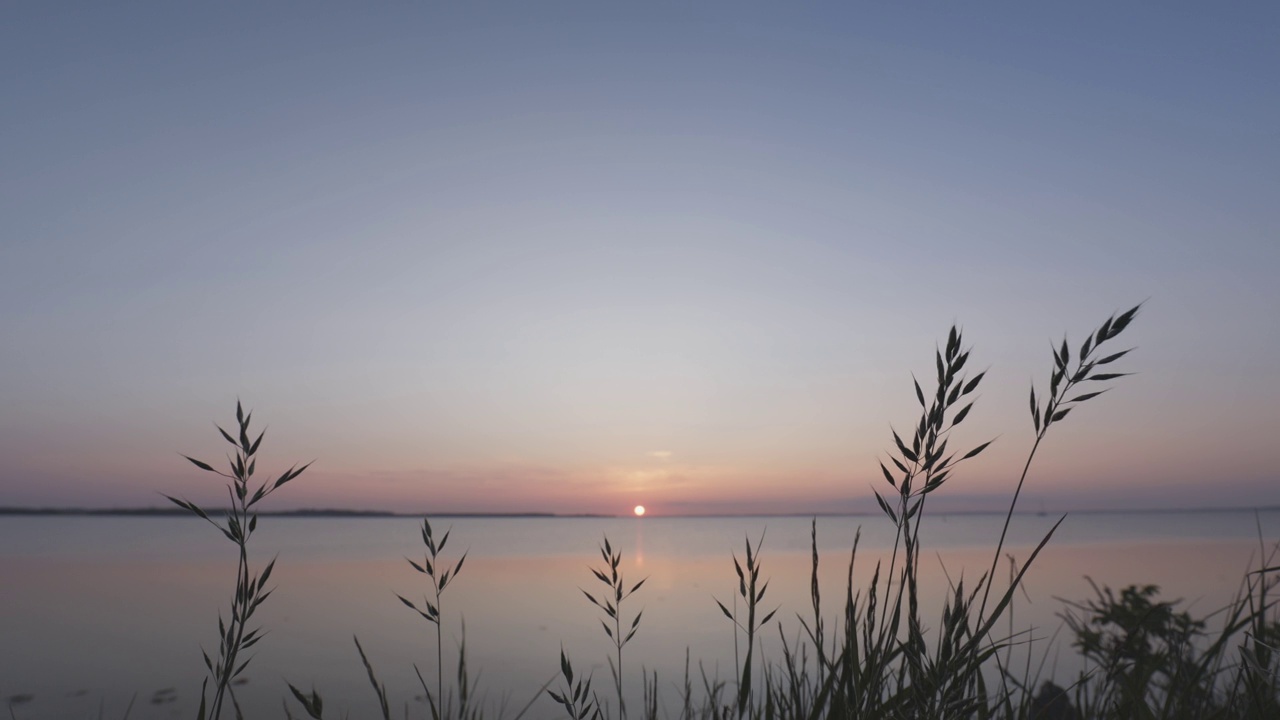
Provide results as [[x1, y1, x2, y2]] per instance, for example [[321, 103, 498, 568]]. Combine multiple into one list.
[[2, 513, 1275, 718]]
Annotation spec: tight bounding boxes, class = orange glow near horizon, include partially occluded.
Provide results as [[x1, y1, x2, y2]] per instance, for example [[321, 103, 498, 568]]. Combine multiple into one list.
[[634, 505, 646, 517]]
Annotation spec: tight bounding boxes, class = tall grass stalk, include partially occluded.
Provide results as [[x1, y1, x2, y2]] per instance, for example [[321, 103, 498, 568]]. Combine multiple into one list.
[[581, 535, 647, 720], [355, 636, 391, 720], [166, 401, 311, 720], [549, 648, 603, 720], [977, 303, 1142, 626], [398, 518, 468, 720], [714, 533, 777, 718]]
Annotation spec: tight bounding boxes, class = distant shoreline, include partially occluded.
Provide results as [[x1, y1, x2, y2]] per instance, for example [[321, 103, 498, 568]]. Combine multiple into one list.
[[0, 507, 571, 518], [2, 506, 1278, 518]]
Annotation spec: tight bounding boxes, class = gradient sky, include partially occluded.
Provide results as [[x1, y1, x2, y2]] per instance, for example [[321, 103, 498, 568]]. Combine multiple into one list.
[[2, 3, 1277, 515]]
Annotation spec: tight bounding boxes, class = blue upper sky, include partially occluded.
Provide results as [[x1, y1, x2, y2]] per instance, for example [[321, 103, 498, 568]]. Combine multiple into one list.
[[1, 2, 1277, 513]]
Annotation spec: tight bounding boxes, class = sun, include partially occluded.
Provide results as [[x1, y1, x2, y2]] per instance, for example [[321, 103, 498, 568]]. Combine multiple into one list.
[[633, 505, 646, 517]]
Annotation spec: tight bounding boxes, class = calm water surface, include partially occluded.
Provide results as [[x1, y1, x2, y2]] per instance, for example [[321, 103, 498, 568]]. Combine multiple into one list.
[[3, 511, 1277, 719]]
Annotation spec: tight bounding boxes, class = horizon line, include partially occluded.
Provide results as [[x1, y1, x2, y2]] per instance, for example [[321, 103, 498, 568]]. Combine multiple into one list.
[[2, 505, 1279, 519]]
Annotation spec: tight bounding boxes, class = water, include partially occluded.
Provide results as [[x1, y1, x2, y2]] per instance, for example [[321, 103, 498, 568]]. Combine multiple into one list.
[[2, 511, 1276, 719]]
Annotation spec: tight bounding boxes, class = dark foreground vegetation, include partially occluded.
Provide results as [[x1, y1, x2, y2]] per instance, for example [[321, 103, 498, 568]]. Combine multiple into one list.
[[20, 304, 1275, 720]]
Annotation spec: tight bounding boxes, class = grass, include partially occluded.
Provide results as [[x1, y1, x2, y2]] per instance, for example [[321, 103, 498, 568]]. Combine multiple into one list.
[[14, 303, 1273, 719], [578, 536, 647, 720], [714, 532, 778, 718], [397, 519, 470, 720], [164, 401, 311, 720]]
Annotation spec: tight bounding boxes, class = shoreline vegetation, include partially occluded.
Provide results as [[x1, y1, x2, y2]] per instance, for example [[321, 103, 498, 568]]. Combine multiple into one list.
[[12, 305, 1280, 720]]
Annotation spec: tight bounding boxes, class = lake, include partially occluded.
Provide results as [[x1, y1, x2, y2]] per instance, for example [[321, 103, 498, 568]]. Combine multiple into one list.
[[2, 510, 1276, 719]]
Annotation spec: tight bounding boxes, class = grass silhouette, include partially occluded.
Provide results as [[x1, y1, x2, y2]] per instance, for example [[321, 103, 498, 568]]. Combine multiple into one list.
[[144, 305, 1280, 720], [164, 401, 311, 720]]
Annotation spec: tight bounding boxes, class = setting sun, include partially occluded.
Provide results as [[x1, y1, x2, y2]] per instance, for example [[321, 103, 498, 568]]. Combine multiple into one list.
[[634, 505, 646, 517]]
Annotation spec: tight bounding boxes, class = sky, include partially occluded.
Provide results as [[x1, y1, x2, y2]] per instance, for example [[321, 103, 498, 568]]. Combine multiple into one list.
[[1, 2, 1277, 515]]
